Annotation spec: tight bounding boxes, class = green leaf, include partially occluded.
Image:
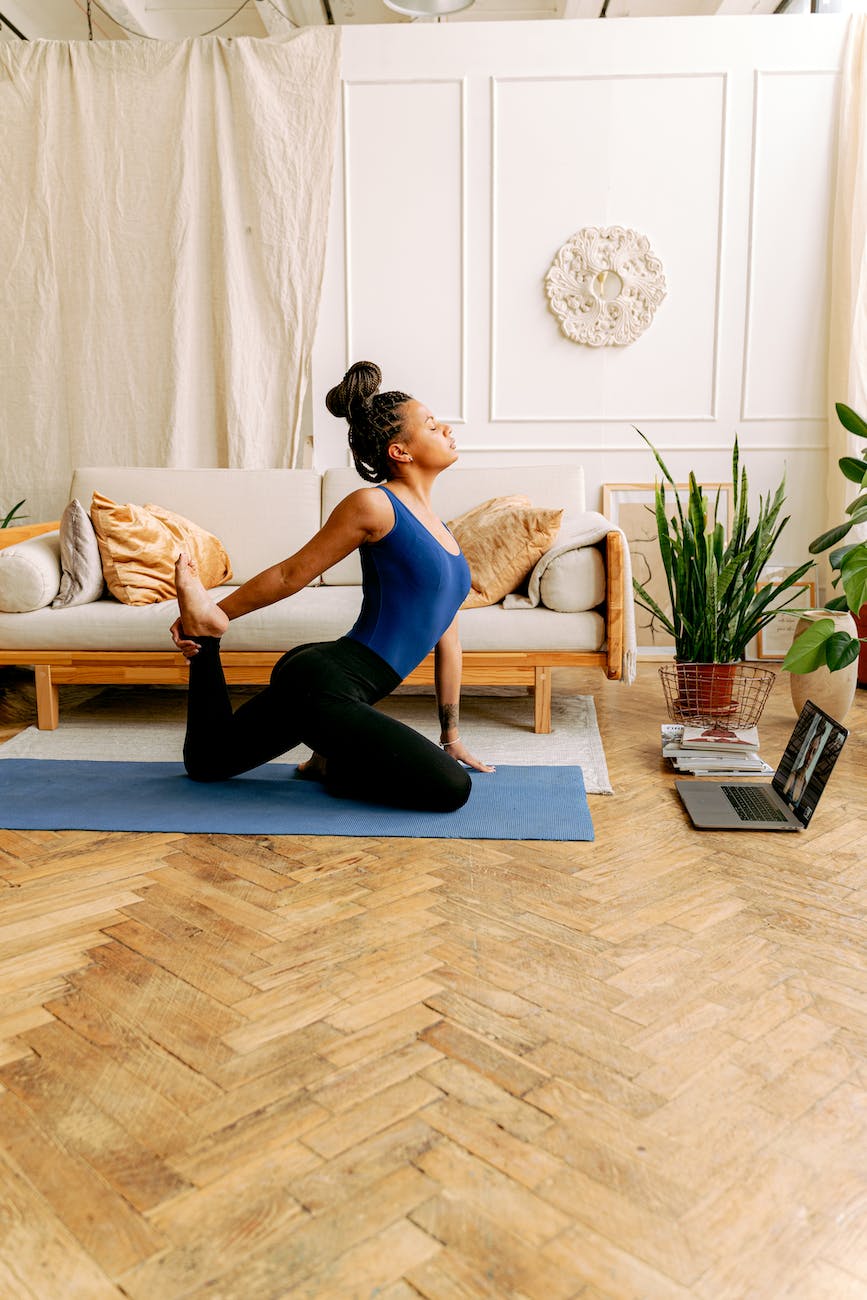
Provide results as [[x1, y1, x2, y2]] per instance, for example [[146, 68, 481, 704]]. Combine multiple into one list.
[[829, 543, 857, 570], [632, 580, 677, 637], [839, 457, 867, 485], [845, 493, 867, 517], [840, 545, 867, 614], [826, 632, 861, 672], [809, 521, 854, 554], [836, 402, 867, 442], [0, 500, 26, 529], [782, 618, 836, 673], [825, 594, 851, 612]]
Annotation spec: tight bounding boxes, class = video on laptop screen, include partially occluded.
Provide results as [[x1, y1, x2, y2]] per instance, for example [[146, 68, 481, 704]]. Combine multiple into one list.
[[773, 701, 848, 824]]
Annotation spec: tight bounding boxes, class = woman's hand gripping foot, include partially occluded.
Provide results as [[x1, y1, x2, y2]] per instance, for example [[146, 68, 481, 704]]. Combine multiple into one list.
[[170, 553, 230, 658]]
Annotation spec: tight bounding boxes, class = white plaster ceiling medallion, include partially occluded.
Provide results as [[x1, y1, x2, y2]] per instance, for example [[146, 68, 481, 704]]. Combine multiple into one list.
[[544, 226, 666, 348]]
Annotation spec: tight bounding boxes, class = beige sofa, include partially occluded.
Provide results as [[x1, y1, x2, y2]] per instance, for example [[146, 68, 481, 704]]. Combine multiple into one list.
[[0, 464, 626, 732]]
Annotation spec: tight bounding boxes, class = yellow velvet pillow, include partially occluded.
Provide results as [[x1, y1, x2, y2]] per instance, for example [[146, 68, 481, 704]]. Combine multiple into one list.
[[448, 495, 563, 609], [90, 493, 232, 605]]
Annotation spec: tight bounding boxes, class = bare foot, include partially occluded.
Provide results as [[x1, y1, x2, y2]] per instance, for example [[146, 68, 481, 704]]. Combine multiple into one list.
[[297, 752, 328, 781], [174, 554, 229, 638]]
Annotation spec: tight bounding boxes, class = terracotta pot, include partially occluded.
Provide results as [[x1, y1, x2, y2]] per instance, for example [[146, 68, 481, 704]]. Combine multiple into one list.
[[790, 611, 859, 722], [675, 662, 738, 718]]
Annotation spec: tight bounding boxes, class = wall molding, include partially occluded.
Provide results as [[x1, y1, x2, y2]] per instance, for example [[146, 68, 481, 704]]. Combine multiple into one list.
[[489, 71, 728, 424], [342, 77, 468, 425], [455, 441, 829, 453], [740, 67, 840, 424]]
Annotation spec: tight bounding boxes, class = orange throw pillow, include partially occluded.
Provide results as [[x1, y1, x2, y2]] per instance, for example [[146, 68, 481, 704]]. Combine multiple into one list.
[[90, 493, 232, 605], [448, 495, 563, 609]]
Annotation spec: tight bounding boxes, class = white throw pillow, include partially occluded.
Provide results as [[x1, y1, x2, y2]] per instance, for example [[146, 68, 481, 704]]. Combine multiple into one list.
[[52, 498, 105, 607], [0, 532, 62, 612], [539, 546, 606, 612]]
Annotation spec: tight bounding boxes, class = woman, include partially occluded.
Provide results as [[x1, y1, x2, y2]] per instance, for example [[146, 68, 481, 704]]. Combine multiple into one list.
[[170, 360, 493, 812]]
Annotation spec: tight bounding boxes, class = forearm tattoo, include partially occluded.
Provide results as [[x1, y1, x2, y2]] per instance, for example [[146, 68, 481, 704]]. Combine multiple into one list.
[[439, 702, 459, 735]]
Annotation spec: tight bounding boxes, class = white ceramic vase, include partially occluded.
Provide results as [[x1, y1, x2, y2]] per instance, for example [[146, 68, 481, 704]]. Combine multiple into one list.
[[789, 611, 859, 722]]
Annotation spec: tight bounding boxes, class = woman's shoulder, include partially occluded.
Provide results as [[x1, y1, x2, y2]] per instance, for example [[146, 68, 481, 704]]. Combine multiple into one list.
[[333, 485, 395, 539]]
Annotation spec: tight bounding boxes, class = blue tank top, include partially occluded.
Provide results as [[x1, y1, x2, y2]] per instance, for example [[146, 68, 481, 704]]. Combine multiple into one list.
[[346, 485, 471, 680]]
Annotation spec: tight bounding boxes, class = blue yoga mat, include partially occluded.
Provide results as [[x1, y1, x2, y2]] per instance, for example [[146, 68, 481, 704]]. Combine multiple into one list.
[[0, 759, 593, 840]]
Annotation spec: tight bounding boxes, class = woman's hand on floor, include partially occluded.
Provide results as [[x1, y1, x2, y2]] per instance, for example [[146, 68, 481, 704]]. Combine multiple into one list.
[[443, 738, 495, 773], [170, 616, 201, 659]]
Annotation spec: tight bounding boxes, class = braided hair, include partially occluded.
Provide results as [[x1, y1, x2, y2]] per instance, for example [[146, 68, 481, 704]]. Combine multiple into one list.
[[325, 361, 412, 483]]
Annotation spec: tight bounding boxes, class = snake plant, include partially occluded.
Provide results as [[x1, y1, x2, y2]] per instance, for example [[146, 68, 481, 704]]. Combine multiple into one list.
[[632, 431, 813, 662]]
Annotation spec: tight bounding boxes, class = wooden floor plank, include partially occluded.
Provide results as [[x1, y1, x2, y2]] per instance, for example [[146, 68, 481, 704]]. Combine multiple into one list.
[[0, 666, 865, 1295]]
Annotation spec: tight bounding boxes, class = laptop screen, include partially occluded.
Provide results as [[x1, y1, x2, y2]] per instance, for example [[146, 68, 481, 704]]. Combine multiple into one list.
[[772, 700, 849, 826]]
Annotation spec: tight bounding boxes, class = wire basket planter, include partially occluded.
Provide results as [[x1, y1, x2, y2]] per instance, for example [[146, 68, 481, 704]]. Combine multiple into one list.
[[658, 663, 776, 728]]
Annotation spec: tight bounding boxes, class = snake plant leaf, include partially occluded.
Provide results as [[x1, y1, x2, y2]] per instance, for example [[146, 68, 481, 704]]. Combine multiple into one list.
[[632, 580, 677, 637], [836, 402, 867, 442], [1, 500, 27, 528], [781, 618, 836, 673], [840, 545, 867, 614], [825, 631, 861, 672]]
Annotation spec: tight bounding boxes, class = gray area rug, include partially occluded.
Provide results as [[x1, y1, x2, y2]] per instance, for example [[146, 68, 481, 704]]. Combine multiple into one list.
[[0, 685, 613, 794]]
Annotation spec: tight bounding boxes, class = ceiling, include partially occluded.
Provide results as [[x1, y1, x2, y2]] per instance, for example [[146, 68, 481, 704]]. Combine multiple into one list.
[[0, 0, 811, 40]]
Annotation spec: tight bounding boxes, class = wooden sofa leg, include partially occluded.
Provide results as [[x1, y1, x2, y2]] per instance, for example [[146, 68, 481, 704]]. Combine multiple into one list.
[[534, 666, 552, 734], [35, 666, 59, 730]]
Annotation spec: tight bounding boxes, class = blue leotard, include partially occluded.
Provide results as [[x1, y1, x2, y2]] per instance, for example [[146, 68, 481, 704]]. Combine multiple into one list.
[[345, 485, 471, 680]]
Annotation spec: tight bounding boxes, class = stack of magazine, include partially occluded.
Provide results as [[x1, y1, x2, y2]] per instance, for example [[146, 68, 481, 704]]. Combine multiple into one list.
[[661, 722, 774, 777]]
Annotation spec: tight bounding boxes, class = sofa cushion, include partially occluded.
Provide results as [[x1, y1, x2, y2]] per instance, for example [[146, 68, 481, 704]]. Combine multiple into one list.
[[0, 531, 61, 612], [52, 499, 105, 608], [69, 469, 322, 586], [320, 465, 586, 586], [90, 494, 232, 606], [0, 588, 604, 655], [539, 546, 606, 612], [448, 496, 563, 609]]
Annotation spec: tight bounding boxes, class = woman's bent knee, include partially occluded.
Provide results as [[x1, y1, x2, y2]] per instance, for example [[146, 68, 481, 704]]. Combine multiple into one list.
[[437, 765, 472, 812]]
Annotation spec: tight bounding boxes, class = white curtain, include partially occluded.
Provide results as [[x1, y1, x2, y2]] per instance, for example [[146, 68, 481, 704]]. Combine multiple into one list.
[[828, 15, 867, 536], [0, 31, 340, 522]]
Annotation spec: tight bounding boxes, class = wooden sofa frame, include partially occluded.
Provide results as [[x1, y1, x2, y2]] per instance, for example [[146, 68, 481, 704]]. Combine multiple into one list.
[[0, 523, 625, 734]]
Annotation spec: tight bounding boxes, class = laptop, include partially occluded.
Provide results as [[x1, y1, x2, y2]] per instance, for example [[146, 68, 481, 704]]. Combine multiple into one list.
[[676, 699, 848, 831]]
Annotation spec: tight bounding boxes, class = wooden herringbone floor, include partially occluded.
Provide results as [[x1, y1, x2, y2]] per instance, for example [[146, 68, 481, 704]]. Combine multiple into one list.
[[0, 666, 866, 1299]]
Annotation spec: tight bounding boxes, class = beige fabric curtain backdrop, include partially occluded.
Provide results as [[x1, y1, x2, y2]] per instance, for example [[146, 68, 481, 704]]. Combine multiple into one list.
[[0, 31, 340, 522], [828, 15, 867, 539]]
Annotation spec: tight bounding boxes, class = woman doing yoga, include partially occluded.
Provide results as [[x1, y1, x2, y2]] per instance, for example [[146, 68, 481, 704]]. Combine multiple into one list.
[[170, 360, 494, 813]]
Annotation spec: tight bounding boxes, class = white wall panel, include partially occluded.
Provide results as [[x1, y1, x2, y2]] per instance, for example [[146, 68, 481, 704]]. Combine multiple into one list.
[[741, 70, 839, 421], [343, 79, 465, 424], [311, 16, 849, 562], [491, 73, 724, 421]]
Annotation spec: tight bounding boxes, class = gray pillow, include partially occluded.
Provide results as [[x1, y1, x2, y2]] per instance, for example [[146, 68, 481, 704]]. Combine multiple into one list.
[[52, 498, 105, 607]]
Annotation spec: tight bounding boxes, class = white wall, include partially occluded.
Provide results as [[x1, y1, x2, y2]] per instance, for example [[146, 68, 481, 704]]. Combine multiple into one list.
[[310, 14, 847, 568]]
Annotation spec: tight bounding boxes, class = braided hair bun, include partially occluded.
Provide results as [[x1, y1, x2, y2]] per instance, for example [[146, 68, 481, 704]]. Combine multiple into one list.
[[326, 361, 412, 483], [325, 361, 382, 421]]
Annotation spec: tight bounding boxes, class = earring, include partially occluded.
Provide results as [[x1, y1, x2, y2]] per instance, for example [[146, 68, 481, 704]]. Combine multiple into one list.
[[405, 455, 413, 463]]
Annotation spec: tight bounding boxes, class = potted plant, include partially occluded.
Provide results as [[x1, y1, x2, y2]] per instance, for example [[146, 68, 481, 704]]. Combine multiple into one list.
[[632, 431, 813, 723], [783, 401, 867, 693]]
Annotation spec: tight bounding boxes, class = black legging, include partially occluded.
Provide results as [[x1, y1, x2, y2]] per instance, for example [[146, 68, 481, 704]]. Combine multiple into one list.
[[182, 635, 472, 813]]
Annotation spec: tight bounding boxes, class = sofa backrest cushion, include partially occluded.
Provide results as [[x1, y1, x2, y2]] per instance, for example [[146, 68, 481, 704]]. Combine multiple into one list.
[[319, 465, 586, 586], [69, 469, 322, 586]]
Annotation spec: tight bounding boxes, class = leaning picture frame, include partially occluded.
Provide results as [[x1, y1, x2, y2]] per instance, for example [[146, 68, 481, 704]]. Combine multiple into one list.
[[755, 577, 817, 660], [602, 481, 734, 659]]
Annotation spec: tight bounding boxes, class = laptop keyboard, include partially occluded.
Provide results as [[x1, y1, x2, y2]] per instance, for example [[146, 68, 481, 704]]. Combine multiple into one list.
[[722, 785, 789, 823]]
